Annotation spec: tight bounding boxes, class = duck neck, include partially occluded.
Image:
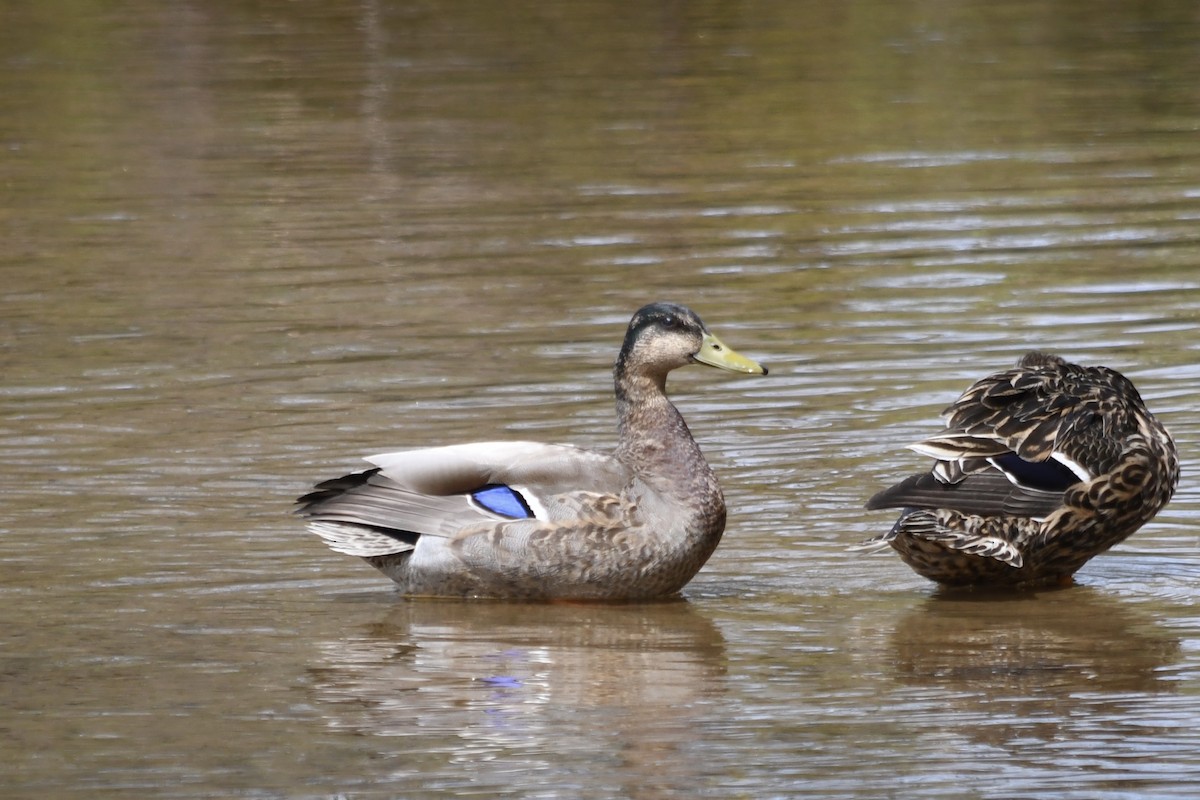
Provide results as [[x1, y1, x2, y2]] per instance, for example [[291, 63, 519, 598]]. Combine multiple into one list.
[[613, 369, 717, 497]]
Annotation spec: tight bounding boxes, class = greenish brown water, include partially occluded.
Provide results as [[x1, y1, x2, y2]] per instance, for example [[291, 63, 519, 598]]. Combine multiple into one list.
[[3, 1, 1200, 797]]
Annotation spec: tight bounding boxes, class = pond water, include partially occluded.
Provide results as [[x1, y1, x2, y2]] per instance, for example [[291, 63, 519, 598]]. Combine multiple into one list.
[[3, 1, 1200, 798]]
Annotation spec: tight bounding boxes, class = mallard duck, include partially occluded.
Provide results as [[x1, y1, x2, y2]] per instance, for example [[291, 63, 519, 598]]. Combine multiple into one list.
[[860, 352, 1179, 588], [296, 302, 767, 599]]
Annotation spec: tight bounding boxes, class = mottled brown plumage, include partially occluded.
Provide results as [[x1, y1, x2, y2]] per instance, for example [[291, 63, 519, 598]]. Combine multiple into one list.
[[296, 302, 766, 599], [859, 352, 1179, 588]]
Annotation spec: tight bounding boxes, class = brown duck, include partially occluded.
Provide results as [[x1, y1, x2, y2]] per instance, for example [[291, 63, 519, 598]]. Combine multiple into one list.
[[296, 302, 767, 599], [860, 352, 1179, 588]]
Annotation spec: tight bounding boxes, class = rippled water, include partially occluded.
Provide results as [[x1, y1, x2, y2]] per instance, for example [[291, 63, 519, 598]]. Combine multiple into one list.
[[3, 1, 1200, 797]]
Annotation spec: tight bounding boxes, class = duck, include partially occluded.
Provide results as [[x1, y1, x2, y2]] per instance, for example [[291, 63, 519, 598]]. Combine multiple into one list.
[[859, 352, 1179, 588], [295, 302, 767, 599]]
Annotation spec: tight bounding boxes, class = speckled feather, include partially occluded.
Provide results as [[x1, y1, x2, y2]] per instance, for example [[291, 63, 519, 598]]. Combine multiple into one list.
[[860, 352, 1179, 587]]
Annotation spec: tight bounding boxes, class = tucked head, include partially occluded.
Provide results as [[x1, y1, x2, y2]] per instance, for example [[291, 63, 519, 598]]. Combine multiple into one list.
[[616, 302, 767, 379]]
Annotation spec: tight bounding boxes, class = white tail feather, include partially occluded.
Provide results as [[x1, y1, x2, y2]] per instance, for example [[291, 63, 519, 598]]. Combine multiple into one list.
[[308, 521, 414, 557]]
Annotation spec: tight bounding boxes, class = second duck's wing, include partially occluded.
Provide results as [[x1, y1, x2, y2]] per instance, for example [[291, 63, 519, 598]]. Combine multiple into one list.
[[867, 353, 1138, 522], [865, 468, 1064, 520], [941, 352, 1141, 480]]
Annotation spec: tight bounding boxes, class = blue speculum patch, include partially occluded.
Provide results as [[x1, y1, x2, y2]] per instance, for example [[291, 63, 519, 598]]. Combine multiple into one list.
[[993, 452, 1081, 492], [471, 484, 535, 519]]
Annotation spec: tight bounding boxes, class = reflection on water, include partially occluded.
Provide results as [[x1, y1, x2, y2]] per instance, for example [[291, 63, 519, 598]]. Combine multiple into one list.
[[897, 587, 1180, 691], [891, 588, 1181, 732], [309, 601, 727, 798], [819, 588, 1198, 798], [2, 0, 1200, 797]]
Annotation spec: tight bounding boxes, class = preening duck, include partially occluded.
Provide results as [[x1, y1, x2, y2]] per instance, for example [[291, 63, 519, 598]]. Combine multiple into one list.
[[860, 352, 1178, 588], [296, 302, 767, 599]]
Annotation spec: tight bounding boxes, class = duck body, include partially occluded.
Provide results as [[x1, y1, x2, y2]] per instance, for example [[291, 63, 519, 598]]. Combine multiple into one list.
[[862, 352, 1178, 588], [296, 303, 766, 600]]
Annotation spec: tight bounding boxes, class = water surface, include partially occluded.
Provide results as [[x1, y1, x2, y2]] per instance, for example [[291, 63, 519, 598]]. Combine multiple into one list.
[[3, 1, 1200, 798]]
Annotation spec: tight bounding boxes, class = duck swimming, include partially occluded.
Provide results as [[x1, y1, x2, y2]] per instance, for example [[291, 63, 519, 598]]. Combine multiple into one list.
[[296, 302, 767, 599], [860, 352, 1178, 588]]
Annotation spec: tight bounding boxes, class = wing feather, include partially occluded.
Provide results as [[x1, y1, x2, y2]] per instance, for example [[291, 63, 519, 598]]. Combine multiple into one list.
[[297, 442, 635, 550]]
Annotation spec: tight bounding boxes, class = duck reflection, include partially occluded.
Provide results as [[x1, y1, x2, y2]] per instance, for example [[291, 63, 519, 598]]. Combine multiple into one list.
[[308, 600, 727, 799], [886, 586, 1180, 749]]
